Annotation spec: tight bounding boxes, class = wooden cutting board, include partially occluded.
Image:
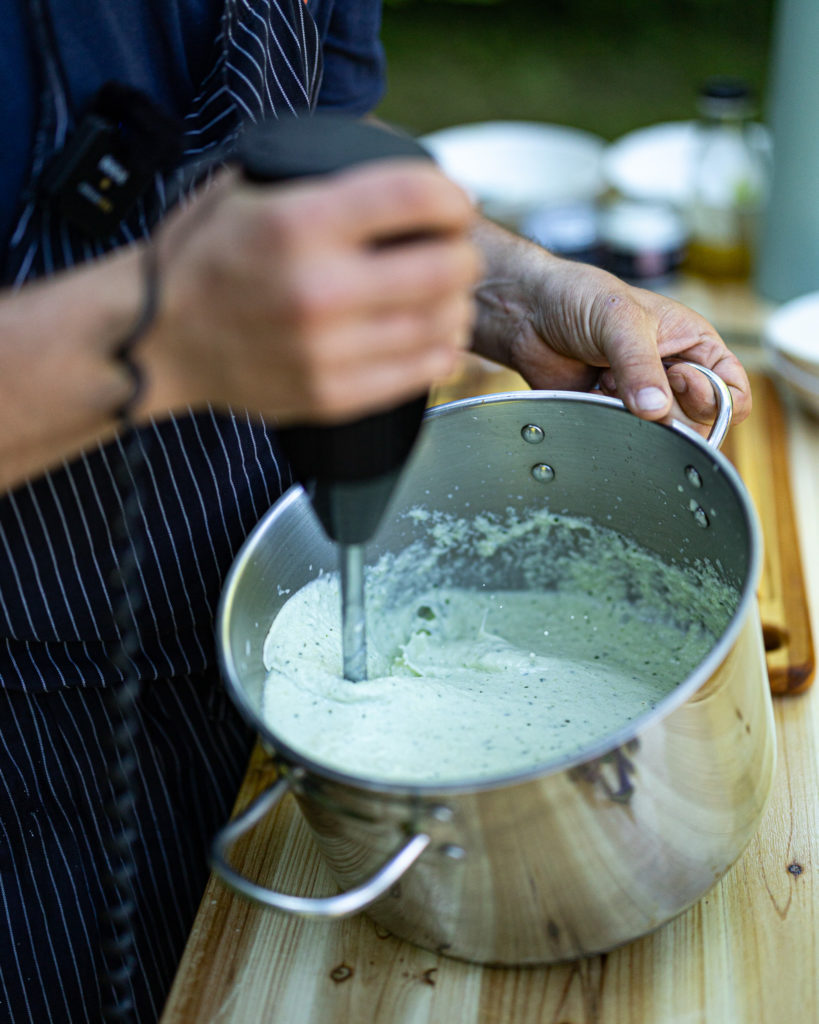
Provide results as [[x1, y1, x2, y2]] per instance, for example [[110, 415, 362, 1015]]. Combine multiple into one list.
[[720, 371, 815, 694], [431, 359, 815, 696]]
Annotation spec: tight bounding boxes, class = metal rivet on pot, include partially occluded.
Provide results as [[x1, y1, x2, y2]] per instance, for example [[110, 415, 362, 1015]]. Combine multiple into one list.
[[685, 465, 703, 488], [531, 463, 555, 483], [521, 424, 545, 444], [689, 500, 710, 528], [439, 843, 467, 861], [428, 804, 454, 824]]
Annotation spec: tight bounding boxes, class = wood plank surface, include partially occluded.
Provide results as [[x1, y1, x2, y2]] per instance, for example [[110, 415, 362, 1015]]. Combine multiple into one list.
[[721, 372, 816, 694], [161, 361, 819, 1024]]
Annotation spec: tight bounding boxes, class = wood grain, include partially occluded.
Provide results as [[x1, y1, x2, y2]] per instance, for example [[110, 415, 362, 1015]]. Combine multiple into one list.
[[720, 372, 816, 693], [162, 687, 819, 1024], [161, 364, 819, 1024]]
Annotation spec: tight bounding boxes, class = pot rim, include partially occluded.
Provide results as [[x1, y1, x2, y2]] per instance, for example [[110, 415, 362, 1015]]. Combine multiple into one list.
[[217, 389, 763, 798]]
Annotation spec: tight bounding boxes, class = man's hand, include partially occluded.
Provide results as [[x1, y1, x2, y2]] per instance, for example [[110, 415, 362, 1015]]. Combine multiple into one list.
[[470, 220, 751, 434], [141, 161, 483, 424]]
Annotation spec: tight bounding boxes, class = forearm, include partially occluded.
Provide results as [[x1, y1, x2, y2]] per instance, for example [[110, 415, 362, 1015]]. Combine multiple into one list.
[[469, 217, 548, 363], [468, 215, 751, 427], [468, 216, 596, 379], [0, 160, 481, 493], [0, 245, 144, 492]]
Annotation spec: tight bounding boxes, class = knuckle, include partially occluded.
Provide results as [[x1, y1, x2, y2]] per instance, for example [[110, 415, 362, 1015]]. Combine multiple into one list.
[[253, 187, 332, 251], [280, 261, 350, 331], [283, 271, 323, 325], [251, 199, 300, 249], [384, 164, 471, 224], [380, 166, 438, 214]]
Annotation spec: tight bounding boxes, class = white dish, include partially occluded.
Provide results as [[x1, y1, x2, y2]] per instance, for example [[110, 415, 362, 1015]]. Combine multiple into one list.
[[763, 290, 819, 370], [603, 120, 770, 207], [767, 349, 819, 418], [420, 121, 606, 226]]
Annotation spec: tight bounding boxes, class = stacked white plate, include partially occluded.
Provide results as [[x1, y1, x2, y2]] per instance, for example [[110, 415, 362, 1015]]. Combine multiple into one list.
[[763, 291, 819, 417], [420, 121, 606, 228], [602, 120, 771, 208]]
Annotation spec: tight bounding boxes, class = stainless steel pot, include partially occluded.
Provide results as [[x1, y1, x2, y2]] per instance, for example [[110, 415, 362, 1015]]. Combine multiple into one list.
[[212, 366, 775, 965]]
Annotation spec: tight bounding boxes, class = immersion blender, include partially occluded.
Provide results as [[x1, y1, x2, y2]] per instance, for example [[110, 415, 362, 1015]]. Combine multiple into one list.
[[236, 114, 434, 681]]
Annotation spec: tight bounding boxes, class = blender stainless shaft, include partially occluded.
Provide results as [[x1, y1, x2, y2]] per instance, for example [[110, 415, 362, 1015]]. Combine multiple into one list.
[[340, 544, 367, 682]]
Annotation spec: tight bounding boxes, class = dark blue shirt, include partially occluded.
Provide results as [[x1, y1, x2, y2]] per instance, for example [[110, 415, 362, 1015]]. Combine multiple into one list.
[[0, 0, 386, 252]]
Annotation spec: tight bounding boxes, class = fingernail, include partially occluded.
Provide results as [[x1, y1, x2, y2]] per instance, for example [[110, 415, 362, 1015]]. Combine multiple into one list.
[[669, 375, 688, 394], [636, 386, 668, 411]]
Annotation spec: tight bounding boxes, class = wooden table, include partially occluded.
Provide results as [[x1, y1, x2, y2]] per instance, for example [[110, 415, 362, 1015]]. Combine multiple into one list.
[[161, 282, 819, 1024]]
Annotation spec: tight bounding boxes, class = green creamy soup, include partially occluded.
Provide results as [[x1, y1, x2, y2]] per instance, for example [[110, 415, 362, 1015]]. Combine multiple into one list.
[[261, 507, 738, 785]]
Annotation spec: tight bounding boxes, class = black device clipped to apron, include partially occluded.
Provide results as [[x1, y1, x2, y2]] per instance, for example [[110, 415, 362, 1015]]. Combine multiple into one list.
[[37, 81, 183, 237], [237, 114, 434, 681]]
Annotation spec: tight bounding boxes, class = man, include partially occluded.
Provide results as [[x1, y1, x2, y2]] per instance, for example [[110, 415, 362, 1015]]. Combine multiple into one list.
[[0, 2, 749, 1021]]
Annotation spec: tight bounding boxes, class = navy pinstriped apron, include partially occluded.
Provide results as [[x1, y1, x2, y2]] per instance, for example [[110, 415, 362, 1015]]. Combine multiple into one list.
[[0, 3, 323, 1020]]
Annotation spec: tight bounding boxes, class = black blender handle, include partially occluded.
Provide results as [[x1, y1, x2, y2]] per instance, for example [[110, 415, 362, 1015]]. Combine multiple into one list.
[[236, 114, 435, 542], [239, 112, 433, 186]]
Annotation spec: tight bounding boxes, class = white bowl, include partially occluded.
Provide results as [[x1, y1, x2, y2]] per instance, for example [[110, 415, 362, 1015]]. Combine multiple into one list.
[[767, 349, 819, 418], [603, 120, 771, 208], [763, 290, 819, 372], [420, 121, 606, 227], [763, 290, 819, 417]]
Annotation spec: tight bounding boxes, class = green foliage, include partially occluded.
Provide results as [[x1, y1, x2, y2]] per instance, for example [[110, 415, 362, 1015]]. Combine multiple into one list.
[[383, 0, 504, 5], [376, 0, 774, 141]]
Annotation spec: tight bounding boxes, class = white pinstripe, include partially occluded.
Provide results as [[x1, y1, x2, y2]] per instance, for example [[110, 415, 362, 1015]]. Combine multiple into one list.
[[1, 638, 29, 687], [235, 14, 282, 113], [241, 407, 278, 507], [0, 817, 50, 1024], [174, 414, 234, 551], [43, 471, 105, 638], [160, 427, 223, 579], [64, 456, 121, 633], [228, 413, 266, 523], [112, 431, 196, 674], [206, 409, 261, 538], [241, 0, 306, 86], [5, 491, 62, 637], [23, 482, 84, 636], [0, 715, 73, 1023], [0, 518, 44, 639], [117, 431, 211, 667]]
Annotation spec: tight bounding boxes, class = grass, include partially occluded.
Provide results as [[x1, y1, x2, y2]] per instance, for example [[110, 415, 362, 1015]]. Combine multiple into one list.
[[375, 1, 774, 141]]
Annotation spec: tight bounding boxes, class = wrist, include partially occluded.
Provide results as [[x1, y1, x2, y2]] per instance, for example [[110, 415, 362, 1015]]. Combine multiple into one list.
[[112, 244, 158, 420]]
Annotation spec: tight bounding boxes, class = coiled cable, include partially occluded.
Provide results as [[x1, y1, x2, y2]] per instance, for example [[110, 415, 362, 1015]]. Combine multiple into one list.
[[99, 243, 157, 1022]]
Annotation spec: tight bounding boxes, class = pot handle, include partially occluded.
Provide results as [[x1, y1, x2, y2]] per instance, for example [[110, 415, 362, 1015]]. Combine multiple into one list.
[[664, 359, 733, 450], [209, 773, 431, 918]]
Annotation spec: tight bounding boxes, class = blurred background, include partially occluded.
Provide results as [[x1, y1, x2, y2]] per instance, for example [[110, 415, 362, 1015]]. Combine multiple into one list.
[[372, 0, 819, 401], [375, 0, 774, 139]]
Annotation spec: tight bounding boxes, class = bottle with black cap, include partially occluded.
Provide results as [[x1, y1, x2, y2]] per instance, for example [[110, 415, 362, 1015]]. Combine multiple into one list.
[[686, 77, 769, 280]]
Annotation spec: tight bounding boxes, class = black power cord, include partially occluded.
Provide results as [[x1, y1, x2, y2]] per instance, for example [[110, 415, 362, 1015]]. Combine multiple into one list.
[[99, 244, 157, 1022]]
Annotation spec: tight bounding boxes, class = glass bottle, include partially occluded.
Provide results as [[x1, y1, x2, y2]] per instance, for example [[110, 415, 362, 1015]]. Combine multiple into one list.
[[686, 78, 769, 280]]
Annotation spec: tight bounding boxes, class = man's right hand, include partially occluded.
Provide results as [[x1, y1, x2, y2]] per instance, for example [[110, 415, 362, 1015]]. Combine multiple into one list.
[[140, 161, 483, 424]]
